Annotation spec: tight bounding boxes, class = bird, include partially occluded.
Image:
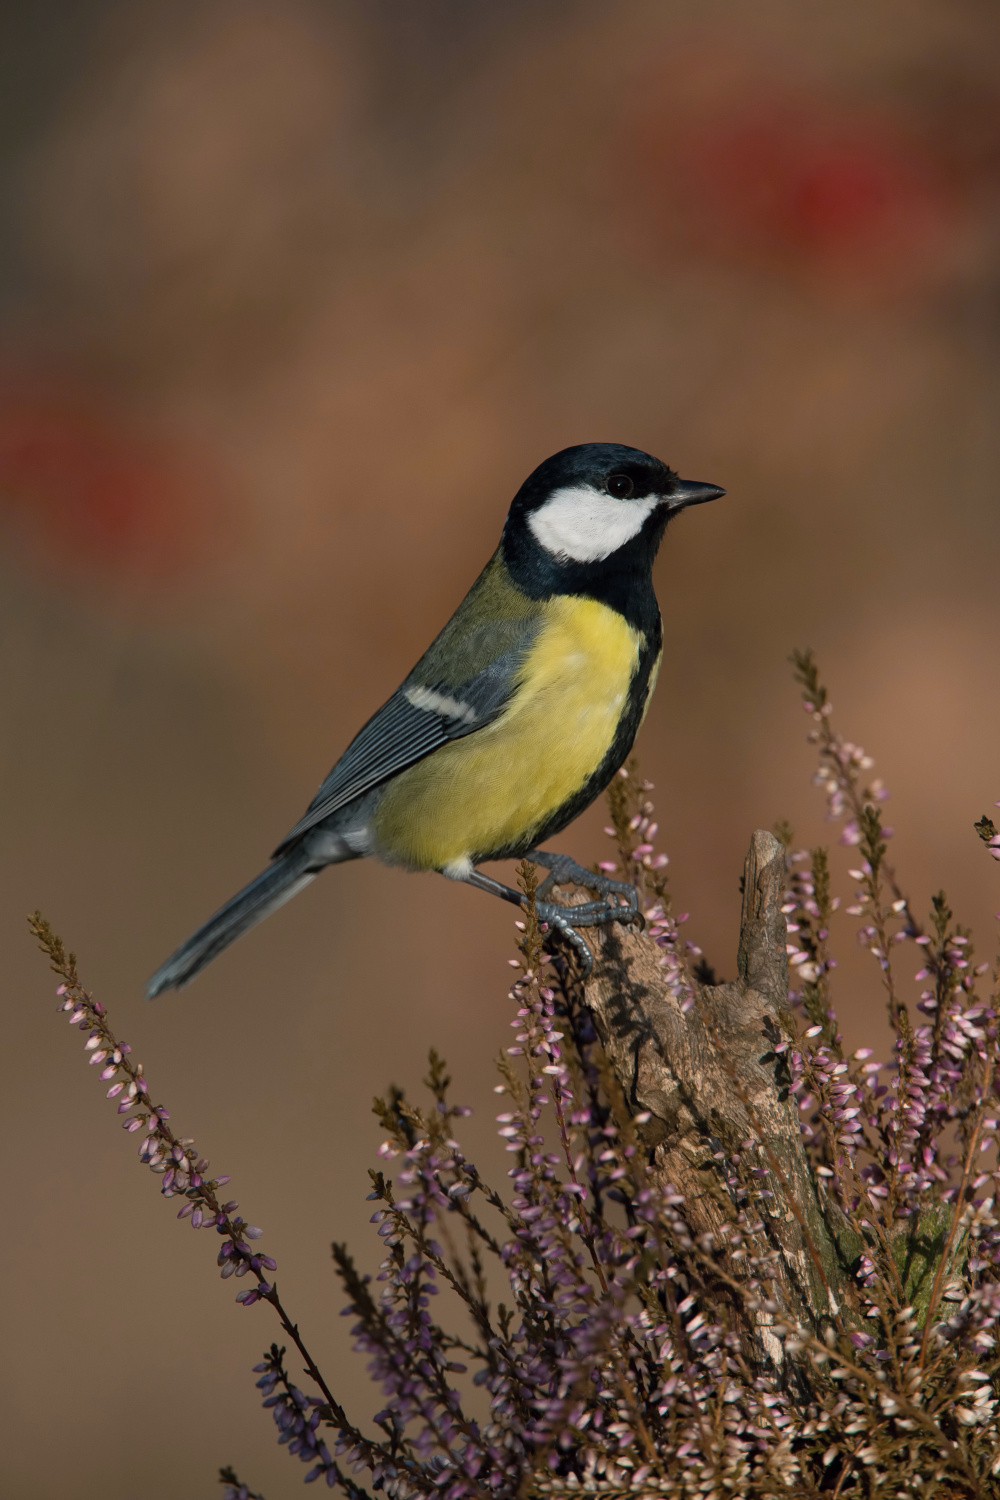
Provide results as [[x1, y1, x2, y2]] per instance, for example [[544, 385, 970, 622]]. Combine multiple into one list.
[[146, 443, 723, 997]]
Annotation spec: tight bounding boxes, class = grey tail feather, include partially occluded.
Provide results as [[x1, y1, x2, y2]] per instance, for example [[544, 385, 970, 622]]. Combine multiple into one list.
[[146, 848, 317, 998]]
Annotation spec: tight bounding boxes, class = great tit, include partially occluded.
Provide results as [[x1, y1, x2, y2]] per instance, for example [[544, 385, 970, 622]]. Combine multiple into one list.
[[146, 443, 723, 996]]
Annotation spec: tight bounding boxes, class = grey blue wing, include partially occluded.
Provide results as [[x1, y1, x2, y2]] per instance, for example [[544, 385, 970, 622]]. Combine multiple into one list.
[[272, 641, 535, 855], [148, 559, 541, 995]]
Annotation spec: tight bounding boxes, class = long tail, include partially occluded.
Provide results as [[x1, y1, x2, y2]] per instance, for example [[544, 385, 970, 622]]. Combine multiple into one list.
[[146, 848, 317, 998]]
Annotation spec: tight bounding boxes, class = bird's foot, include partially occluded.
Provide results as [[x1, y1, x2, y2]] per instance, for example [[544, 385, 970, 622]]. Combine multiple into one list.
[[528, 850, 643, 977], [533, 901, 597, 973], [531, 850, 640, 923]]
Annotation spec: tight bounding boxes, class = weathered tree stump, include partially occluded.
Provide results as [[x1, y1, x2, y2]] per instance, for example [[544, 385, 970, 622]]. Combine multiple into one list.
[[577, 831, 855, 1353]]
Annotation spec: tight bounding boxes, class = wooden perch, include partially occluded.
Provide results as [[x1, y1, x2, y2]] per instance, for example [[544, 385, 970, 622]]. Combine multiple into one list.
[[577, 830, 856, 1352]]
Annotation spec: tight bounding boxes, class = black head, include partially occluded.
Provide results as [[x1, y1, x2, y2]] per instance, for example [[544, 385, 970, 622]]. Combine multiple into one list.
[[502, 443, 723, 623]]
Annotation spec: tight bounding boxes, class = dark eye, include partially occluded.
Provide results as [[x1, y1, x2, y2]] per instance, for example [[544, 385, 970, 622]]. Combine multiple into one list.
[[606, 473, 634, 499]]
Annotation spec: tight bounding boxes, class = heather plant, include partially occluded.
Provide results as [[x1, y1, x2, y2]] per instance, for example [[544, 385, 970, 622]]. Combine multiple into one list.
[[31, 652, 1000, 1498]]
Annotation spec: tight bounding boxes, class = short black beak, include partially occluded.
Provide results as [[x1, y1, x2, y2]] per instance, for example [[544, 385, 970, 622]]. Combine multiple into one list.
[[665, 478, 726, 513]]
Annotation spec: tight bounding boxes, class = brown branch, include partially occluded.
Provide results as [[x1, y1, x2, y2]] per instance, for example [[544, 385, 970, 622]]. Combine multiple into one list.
[[576, 830, 856, 1358]]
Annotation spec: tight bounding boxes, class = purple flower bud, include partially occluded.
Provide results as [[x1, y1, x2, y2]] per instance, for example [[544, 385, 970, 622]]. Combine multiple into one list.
[[244, 1226, 263, 1240]]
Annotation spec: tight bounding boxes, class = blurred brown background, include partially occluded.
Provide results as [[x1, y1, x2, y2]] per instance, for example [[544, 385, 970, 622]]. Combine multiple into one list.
[[4, 2, 1000, 1494]]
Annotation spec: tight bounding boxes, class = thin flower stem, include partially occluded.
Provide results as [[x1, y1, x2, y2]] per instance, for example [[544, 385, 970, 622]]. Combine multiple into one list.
[[263, 1289, 376, 1459], [919, 1058, 995, 1369], [29, 914, 377, 1469]]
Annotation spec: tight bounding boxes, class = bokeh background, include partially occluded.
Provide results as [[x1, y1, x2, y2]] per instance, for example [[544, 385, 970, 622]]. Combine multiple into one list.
[[4, 2, 1000, 1494]]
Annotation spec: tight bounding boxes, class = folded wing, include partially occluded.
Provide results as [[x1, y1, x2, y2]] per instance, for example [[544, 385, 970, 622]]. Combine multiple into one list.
[[272, 637, 536, 855]]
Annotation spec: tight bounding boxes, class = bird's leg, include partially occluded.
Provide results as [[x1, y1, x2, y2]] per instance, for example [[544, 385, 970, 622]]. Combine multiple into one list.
[[457, 867, 596, 971], [457, 855, 642, 978]]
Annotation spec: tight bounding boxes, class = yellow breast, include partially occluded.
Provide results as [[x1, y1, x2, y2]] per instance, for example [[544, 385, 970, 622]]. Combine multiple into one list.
[[372, 596, 644, 870]]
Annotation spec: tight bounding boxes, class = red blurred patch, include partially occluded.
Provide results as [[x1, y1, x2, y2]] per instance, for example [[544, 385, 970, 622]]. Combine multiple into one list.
[[0, 380, 221, 586], [626, 85, 970, 294]]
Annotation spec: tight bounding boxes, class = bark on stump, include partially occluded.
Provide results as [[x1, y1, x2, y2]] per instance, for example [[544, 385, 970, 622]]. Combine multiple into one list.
[[571, 830, 855, 1358]]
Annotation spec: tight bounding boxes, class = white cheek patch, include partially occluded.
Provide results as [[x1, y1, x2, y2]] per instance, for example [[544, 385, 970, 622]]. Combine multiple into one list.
[[527, 484, 659, 563]]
